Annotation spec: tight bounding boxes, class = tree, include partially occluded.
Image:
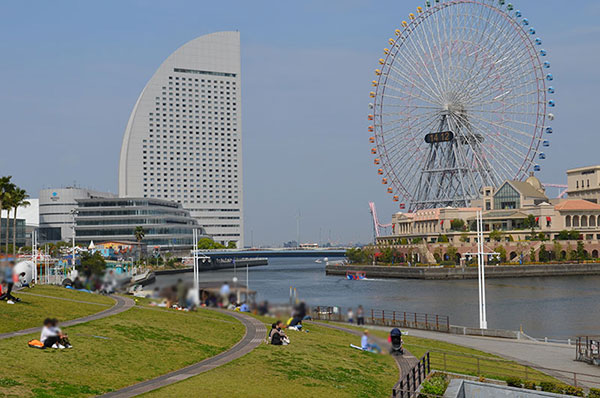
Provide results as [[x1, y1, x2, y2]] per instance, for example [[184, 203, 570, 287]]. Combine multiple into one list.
[[495, 245, 507, 263], [450, 219, 466, 231], [489, 229, 503, 242], [529, 247, 536, 262], [227, 241, 237, 249], [557, 230, 580, 241], [197, 237, 225, 250], [460, 232, 469, 243], [134, 226, 146, 260], [2, 181, 16, 254], [553, 241, 562, 261], [576, 241, 586, 262], [437, 234, 449, 243], [538, 244, 550, 262], [11, 187, 29, 256], [78, 251, 106, 276], [446, 245, 458, 264], [0, 176, 12, 254], [524, 214, 537, 239], [538, 232, 547, 242]]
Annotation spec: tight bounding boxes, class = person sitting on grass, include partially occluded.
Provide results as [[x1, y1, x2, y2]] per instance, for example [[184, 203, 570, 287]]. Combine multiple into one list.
[[40, 318, 72, 349], [269, 320, 289, 345], [361, 330, 381, 353]]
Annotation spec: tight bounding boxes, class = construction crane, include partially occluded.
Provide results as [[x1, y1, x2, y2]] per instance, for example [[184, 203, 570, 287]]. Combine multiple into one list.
[[369, 202, 393, 241]]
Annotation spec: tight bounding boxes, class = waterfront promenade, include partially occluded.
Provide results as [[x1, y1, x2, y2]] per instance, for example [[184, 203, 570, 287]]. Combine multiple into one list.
[[358, 322, 600, 388]]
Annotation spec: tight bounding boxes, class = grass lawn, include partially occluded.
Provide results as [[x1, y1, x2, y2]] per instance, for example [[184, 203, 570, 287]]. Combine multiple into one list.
[[0, 285, 115, 333], [0, 305, 244, 398], [331, 322, 558, 384], [142, 316, 399, 398]]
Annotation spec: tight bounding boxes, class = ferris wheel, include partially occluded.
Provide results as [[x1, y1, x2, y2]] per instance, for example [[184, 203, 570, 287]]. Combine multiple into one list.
[[369, 0, 555, 211]]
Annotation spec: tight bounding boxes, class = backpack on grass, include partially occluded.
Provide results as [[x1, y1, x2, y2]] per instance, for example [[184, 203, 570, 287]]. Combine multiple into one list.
[[28, 339, 45, 349]]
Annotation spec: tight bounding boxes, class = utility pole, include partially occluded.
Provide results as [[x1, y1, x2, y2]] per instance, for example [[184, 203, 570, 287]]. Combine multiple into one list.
[[71, 209, 78, 271]]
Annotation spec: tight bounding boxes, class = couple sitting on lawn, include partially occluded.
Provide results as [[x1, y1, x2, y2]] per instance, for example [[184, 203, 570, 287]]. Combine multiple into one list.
[[40, 318, 72, 349], [269, 320, 290, 346]]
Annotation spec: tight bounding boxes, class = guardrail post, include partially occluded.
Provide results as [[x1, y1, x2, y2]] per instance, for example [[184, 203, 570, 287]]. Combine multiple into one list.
[[427, 352, 430, 374], [371, 309, 374, 324], [393, 311, 396, 324], [404, 312, 407, 327], [382, 309, 385, 325], [414, 312, 417, 326], [425, 313, 428, 328], [436, 314, 439, 330], [447, 316, 450, 332]]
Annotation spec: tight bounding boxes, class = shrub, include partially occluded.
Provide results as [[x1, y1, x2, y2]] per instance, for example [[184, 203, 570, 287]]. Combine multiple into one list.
[[562, 385, 584, 396], [419, 374, 449, 397], [588, 388, 600, 398], [505, 377, 523, 387], [523, 380, 536, 390]]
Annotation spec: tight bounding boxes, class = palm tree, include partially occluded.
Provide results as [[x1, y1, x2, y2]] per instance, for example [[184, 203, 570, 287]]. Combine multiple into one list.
[[11, 188, 30, 257], [0, 176, 12, 255], [134, 226, 146, 261], [3, 182, 16, 255]]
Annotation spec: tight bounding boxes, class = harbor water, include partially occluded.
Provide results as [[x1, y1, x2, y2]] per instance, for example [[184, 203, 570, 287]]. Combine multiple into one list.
[[151, 257, 600, 340]]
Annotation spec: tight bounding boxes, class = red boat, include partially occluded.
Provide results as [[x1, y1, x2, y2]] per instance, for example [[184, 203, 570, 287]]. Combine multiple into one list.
[[346, 271, 366, 280]]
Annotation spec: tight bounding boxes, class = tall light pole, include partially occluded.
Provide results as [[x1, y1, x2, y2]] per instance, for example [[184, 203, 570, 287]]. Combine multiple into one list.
[[477, 210, 488, 329], [71, 209, 78, 270]]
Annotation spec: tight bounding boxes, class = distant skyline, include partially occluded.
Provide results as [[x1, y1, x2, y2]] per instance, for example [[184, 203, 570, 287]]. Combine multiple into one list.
[[1, 1, 599, 246]]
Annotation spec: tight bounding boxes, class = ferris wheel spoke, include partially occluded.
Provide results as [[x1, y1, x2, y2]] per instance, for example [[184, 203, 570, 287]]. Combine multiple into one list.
[[386, 60, 445, 105], [466, 111, 540, 148], [476, 122, 536, 175]]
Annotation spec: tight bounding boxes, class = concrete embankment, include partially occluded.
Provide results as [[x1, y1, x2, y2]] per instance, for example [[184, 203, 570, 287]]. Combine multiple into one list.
[[326, 262, 600, 279], [155, 258, 268, 275]]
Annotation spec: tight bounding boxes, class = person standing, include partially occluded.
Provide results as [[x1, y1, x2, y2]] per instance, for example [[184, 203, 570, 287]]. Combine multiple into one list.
[[0, 261, 19, 304], [357, 305, 365, 325], [347, 308, 354, 324]]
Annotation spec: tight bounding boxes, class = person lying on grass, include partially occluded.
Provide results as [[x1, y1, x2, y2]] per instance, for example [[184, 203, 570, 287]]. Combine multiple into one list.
[[40, 318, 72, 349]]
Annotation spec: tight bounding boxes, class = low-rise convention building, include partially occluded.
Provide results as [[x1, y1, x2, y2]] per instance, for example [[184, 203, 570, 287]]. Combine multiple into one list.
[[74, 197, 208, 253]]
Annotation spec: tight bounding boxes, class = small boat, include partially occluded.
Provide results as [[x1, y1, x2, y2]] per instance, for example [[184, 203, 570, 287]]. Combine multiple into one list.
[[346, 271, 366, 280], [131, 270, 156, 286]]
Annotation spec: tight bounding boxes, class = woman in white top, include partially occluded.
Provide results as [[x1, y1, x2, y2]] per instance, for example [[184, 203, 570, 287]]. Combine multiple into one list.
[[41, 318, 61, 348]]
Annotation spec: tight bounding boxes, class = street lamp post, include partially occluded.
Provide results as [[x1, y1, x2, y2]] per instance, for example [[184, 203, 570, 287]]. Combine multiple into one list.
[[70, 209, 78, 271]]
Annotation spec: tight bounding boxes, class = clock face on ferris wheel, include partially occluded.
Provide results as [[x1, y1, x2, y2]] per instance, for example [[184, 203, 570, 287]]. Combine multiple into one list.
[[368, 0, 555, 211]]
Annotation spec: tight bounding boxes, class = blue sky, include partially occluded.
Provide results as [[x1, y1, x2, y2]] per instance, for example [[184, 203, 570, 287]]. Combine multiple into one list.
[[1, 1, 599, 246]]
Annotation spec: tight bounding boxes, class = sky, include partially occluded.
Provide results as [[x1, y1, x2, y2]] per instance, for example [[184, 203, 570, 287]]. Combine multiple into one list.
[[1, 1, 599, 246]]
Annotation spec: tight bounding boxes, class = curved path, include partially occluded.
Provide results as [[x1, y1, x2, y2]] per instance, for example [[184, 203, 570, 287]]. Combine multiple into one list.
[[0, 294, 135, 340], [99, 309, 267, 398]]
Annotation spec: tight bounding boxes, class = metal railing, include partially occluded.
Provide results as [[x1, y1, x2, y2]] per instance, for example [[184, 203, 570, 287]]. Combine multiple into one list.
[[312, 306, 450, 332], [410, 344, 600, 390], [392, 352, 431, 398]]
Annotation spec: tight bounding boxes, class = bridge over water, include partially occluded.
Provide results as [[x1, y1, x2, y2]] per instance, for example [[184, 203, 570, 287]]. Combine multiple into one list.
[[196, 248, 348, 259]]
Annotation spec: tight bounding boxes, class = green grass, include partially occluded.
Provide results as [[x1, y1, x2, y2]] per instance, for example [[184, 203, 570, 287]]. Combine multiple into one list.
[[0, 285, 115, 333], [340, 324, 559, 384], [142, 316, 399, 398], [0, 305, 245, 398]]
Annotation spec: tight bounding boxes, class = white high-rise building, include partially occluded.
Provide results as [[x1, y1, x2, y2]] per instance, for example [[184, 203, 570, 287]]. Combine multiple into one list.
[[119, 31, 243, 248]]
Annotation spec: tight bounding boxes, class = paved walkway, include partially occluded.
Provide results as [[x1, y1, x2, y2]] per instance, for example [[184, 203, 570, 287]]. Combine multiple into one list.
[[99, 309, 267, 398], [0, 294, 134, 340], [351, 323, 600, 388]]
